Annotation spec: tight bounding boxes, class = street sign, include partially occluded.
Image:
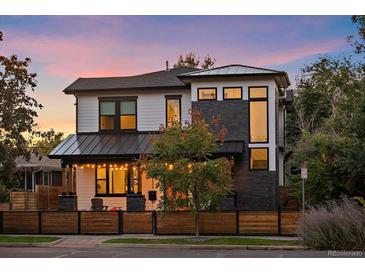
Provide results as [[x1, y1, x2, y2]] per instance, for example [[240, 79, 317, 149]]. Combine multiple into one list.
[[301, 166, 308, 180]]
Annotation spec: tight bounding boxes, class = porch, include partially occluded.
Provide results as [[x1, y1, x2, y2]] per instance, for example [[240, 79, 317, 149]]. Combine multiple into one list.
[[49, 132, 244, 211]]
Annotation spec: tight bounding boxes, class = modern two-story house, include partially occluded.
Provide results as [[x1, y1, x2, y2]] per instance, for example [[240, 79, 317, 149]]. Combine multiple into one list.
[[49, 64, 291, 211]]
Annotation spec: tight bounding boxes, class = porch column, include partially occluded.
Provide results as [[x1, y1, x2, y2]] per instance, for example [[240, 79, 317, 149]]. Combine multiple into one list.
[[24, 170, 27, 190]]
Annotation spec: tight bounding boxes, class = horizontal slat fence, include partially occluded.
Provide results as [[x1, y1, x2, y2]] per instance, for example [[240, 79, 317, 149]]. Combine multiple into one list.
[[199, 212, 237, 234], [0, 209, 300, 236], [239, 211, 278, 234], [10, 192, 38, 211], [80, 212, 119, 234], [41, 212, 78, 234], [123, 212, 153, 234], [2, 211, 39, 233], [281, 212, 300, 235], [156, 212, 195, 234]]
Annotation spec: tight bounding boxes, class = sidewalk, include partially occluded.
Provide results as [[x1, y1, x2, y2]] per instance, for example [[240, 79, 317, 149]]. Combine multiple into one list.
[[1, 234, 302, 249]]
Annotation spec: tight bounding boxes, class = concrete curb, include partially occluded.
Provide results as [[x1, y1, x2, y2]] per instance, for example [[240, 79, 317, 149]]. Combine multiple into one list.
[[98, 243, 309, 250], [0, 238, 64, 248]]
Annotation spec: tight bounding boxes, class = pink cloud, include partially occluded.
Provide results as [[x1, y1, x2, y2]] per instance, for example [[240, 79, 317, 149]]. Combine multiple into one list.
[[253, 38, 348, 66]]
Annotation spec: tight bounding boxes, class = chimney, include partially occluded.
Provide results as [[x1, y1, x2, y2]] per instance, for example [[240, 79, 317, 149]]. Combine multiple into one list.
[[166, 60, 169, 71]]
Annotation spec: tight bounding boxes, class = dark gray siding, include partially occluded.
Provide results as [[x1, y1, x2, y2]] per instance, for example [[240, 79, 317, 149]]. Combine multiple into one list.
[[192, 100, 248, 141], [233, 151, 278, 210], [193, 100, 278, 210]]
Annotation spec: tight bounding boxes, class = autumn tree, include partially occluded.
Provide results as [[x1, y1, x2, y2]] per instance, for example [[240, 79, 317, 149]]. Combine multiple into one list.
[[174, 52, 216, 69], [0, 31, 42, 188], [142, 110, 232, 238]]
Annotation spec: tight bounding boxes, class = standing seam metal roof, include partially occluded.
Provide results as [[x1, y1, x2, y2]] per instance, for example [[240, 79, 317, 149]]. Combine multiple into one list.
[[48, 133, 244, 159]]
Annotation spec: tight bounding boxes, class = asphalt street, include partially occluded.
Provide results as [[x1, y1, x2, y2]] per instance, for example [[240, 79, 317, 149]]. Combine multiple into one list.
[[0, 246, 361, 258]]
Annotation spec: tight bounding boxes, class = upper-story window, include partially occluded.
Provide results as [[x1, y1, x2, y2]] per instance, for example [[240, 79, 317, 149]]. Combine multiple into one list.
[[100, 101, 116, 130], [99, 97, 137, 131], [120, 101, 137, 130], [166, 95, 181, 127], [249, 87, 268, 143], [197, 88, 217, 101], [223, 87, 242, 100]]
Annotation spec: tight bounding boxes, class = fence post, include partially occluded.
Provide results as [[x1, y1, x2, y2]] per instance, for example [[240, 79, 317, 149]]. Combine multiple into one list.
[[38, 211, 42, 234], [236, 210, 240, 235], [78, 211, 81, 234], [0, 211, 3, 234], [277, 206, 282, 236], [152, 210, 157, 235], [118, 210, 123, 235]]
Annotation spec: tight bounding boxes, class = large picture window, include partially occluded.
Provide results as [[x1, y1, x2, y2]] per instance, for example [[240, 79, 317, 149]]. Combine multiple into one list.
[[96, 164, 140, 196], [166, 96, 181, 127], [197, 88, 217, 101], [249, 148, 268, 170], [99, 97, 137, 131], [249, 87, 268, 143]]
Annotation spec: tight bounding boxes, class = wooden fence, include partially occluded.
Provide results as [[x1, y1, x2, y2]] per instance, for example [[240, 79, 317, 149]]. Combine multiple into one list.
[[10, 192, 38, 210], [0, 209, 300, 236], [10, 186, 63, 211]]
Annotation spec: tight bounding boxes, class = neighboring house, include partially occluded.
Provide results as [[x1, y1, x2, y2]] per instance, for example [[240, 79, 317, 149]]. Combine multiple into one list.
[[49, 64, 291, 211], [16, 152, 63, 191]]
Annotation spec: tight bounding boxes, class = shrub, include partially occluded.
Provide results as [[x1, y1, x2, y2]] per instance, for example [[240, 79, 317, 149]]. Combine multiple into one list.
[[298, 197, 365, 250], [0, 183, 10, 203]]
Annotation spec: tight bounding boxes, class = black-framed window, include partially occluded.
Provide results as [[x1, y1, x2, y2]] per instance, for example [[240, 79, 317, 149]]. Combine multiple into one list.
[[249, 87, 268, 143], [120, 100, 137, 130], [249, 148, 269, 170], [166, 95, 181, 127], [223, 87, 242, 100], [99, 101, 116, 130], [99, 97, 137, 131], [96, 164, 141, 196], [197, 88, 217, 101]]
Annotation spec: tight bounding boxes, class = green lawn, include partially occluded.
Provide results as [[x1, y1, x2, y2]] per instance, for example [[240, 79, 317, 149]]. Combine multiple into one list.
[[104, 237, 301, 246], [0, 236, 60, 243]]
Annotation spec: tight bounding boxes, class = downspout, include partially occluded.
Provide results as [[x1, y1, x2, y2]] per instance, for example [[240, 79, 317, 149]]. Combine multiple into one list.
[[32, 168, 42, 192]]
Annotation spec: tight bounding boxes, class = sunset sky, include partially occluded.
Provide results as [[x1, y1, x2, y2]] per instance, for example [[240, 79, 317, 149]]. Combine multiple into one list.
[[0, 16, 357, 135]]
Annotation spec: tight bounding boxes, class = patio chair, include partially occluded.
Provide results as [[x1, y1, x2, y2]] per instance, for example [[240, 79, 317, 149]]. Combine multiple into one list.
[[91, 198, 108, 211]]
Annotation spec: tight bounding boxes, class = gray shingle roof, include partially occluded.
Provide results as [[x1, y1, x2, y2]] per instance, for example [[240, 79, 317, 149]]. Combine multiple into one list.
[[64, 67, 200, 93], [16, 153, 62, 171]]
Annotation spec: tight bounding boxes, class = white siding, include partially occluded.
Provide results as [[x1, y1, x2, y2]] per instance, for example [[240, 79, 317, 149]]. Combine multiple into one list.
[[192, 79, 277, 171], [77, 96, 99, 132], [76, 167, 126, 210], [75, 167, 160, 210], [77, 90, 191, 133]]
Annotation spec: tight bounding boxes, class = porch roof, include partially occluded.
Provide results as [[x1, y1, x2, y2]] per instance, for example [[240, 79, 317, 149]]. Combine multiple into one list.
[[48, 133, 244, 160]]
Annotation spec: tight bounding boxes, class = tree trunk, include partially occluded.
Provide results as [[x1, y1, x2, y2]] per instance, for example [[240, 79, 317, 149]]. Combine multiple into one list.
[[195, 211, 200, 239]]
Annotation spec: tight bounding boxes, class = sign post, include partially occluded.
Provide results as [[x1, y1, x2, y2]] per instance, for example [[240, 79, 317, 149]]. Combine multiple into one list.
[[300, 163, 308, 214]]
